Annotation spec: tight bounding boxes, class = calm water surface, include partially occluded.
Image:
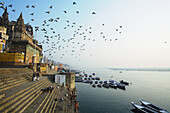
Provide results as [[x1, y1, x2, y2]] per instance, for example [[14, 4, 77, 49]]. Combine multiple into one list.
[[75, 68, 170, 113]]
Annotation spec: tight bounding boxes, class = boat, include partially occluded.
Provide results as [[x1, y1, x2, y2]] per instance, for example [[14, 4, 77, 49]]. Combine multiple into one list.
[[89, 81, 93, 84], [92, 73, 95, 76], [139, 99, 169, 113], [97, 84, 102, 88], [131, 101, 157, 113], [92, 77, 95, 80], [95, 77, 100, 80], [109, 83, 117, 89], [102, 83, 109, 88], [95, 80, 98, 84], [83, 80, 90, 83], [116, 83, 126, 90], [120, 80, 129, 85], [109, 80, 115, 83], [89, 75, 92, 77], [92, 84, 96, 87], [104, 80, 107, 84], [99, 81, 103, 84], [75, 76, 83, 82]]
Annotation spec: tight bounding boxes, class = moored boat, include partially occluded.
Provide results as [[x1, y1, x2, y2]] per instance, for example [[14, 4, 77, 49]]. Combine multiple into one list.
[[131, 101, 158, 113], [120, 80, 129, 85], [102, 83, 109, 88], [92, 84, 96, 87], [92, 77, 95, 80], [89, 80, 93, 84], [139, 99, 169, 113], [99, 81, 103, 84], [83, 80, 90, 83], [97, 84, 102, 88], [75, 76, 83, 82], [116, 83, 126, 90], [104, 80, 107, 84], [109, 83, 117, 89], [95, 80, 98, 84], [95, 77, 100, 80]]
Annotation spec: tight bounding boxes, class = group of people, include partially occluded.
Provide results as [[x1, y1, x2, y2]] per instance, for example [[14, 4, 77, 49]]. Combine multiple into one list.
[[32, 72, 40, 81], [67, 84, 79, 112]]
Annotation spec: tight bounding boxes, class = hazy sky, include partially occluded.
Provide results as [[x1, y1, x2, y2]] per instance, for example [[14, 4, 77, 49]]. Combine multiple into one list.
[[1, 0, 170, 68]]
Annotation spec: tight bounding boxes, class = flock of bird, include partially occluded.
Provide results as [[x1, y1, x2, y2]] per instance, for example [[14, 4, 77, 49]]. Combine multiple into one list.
[[0, 1, 123, 62]]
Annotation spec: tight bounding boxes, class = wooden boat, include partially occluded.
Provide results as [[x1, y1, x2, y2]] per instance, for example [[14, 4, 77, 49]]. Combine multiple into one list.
[[92, 84, 96, 87], [102, 83, 109, 88], [115, 82, 126, 90], [139, 99, 169, 113], [95, 80, 98, 84], [89, 81, 93, 84], [120, 80, 129, 85], [75, 76, 83, 82], [104, 80, 107, 84], [92, 77, 95, 80], [83, 80, 90, 83], [109, 83, 117, 89], [95, 77, 100, 80], [131, 102, 158, 113], [97, 84, 102, 88], [99, 81, 103, 84]]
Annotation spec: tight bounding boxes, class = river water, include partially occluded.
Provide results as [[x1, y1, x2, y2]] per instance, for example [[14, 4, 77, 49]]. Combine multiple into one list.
[[75, 68, 170, 113]]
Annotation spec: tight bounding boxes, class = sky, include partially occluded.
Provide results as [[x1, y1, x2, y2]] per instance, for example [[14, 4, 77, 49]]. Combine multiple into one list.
[[1, 0, 170, 68]]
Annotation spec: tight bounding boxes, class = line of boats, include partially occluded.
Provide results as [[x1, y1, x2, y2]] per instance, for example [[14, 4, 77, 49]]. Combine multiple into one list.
[[76, 77, 129, 90], [131, 99, 169, 113]]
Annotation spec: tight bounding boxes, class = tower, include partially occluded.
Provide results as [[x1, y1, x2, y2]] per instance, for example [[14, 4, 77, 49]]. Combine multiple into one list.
[[0, 7, 9, 27], [14, 13, 26, 40]]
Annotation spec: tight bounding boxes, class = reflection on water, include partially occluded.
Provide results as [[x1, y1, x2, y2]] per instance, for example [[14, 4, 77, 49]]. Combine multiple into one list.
[[76, 69, 170, 113]]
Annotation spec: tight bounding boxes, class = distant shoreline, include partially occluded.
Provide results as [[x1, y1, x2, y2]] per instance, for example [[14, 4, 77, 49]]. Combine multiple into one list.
[[109, 68, 170, 72]]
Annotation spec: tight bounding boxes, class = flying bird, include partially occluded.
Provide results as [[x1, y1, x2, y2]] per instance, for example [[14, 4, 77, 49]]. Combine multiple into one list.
[[76, 11, 79, 14], [73, 2, 77, 5], [46, 11, 51, 14], [32, 5, 35, 8], [30, 13, 34, 15], [8, 5, 12, 8], [49, 5, 53, 9], [0, 2, 4, 5], [64, 10, 67, 13], [92, 12, 96, 15], [26, 5, 29, 8], [12, 9, 15, 12]]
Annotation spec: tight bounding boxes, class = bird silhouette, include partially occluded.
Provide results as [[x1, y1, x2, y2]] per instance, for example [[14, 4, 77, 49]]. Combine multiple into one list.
[[12, 9, 15, 12], [32, 5, 35, 8], [26, 5, 29, 8], [73, 2, 77, 5], [46, 11, 51, 14], [8, 5, 12, 8], [76, 11, 79, 14], [30, 13, 34, 15], [92, 12, 96, 15], [49, 5, 53, 9], [0, 2, 4, 5]]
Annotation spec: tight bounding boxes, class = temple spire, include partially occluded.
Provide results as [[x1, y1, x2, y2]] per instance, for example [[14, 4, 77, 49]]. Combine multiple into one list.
[[15, 12, 26, 32], [2, 7, 9, 20], [0, 7, 9, 27]]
